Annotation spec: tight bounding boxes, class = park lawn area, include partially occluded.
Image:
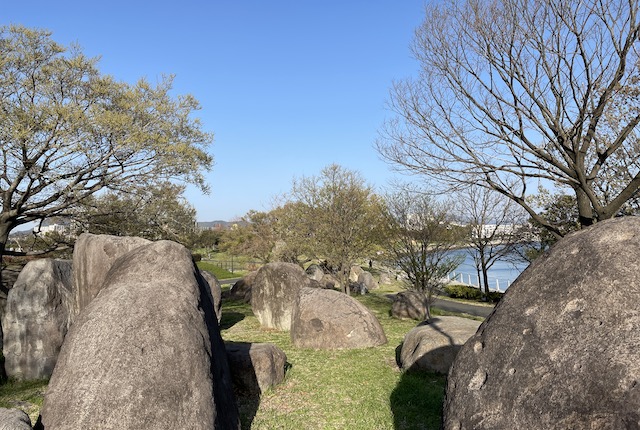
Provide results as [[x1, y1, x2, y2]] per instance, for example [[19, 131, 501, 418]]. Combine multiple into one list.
[[221, 291, 448, 430], [0, 287, 459, 429]]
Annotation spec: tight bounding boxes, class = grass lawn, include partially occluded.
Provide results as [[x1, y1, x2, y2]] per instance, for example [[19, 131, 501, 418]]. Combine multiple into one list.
[[222, 290, 449, 429], [0, 286, 473, 429]]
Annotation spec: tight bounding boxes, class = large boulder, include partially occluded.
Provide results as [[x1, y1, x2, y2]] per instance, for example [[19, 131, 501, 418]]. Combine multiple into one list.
[[443, 217, 640, 430], [349, 265, 364, 284], [39, 240, 239, 430], [200, 269, 222, 323], [391, 290, 428, 320], [0, 408, 32, 430], [225, 342, 287, 395], [2, 259, 73, 380], [251, 262, 315, 331], [223, 271, 256, 303], [291, 287, 387, 349], [357, 271, 379, 291], [398, 316, 481, 374], [72, 233, 149, 318]]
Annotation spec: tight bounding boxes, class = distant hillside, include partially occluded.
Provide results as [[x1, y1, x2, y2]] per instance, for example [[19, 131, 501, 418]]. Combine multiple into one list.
[[197, 220, 237, 230]]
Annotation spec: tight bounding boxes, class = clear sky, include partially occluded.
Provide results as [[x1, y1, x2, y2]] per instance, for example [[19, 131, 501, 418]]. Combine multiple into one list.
[[5, 1, 427, 221]]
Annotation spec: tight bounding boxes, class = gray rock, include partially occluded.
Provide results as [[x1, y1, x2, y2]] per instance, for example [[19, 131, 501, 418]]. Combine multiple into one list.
[[72, 233, 149, 318], [291, 287, 387, 349], [443, 217, 640, 430], [200, 269, 222, 323], [398, 316, 481, 374], [0, 408, 32, 430], [349, 265, 364, 284], [391, 290, 428, 320], [251, 262, 315, 331], [357, 271, 379, 291], [305, 264, 325, 282], [224, 271, 256, 303], [225, 342, 287, 395], [2, 259, 73, 380], [379, 271, 394, 285], [40, 240, 239, 430]]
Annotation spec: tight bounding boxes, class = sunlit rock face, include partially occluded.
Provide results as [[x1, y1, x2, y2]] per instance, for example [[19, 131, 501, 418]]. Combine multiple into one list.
[[443, 217, 640, 430]]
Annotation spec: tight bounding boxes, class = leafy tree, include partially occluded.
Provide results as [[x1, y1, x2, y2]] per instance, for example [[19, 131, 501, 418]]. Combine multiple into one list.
[[289, 164, 386, 294], [74, 182, 197, 245], [0, 26, 212, 274], [382, 185, 464, 320], [220, 210, 278, 263], [377, 0, 640, 237], [457, 186, 529, 299]]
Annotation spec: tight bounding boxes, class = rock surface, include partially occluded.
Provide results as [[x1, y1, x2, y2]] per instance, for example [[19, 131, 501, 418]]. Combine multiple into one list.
[[72, 233, 149, 318], [200, 269, 222, 323], [443, 217, 640, 430], [251, 262, 315, 330], [0, 408, 32, 430], [357, 271, 379, 291], [2, 259, 73, 380], [291, 287, 387, 349], [391, 290, 428, 320], [39, 240, 239, 430], [224, 271, 256, 303], [305, 264, 325, 282], [225, 342, 287, 395], [398, 316, 481, 374]]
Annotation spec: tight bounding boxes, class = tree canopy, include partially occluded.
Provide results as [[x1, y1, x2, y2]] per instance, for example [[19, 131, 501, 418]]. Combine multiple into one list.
[[0, 25, 213, 255], [377, 0, 640, 237], [290, 164, 385, 292], [73, 182, 197, 245]]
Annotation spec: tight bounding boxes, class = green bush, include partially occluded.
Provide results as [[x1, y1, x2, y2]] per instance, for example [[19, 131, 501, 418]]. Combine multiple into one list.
[[444, 284, 483, 300], [444, 284, 505, 303]]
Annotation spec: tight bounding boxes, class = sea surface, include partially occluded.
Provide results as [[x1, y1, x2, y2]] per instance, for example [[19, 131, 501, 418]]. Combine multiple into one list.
[[447, 247, 531, 292]]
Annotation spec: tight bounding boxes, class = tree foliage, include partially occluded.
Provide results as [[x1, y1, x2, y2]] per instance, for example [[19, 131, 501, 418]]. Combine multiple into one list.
[[289, 164, 385, 293], [73, 182, 197, 245], [0, 26, 213, 258], [382, 185, 464, 319], [377, 0, 640, 237]]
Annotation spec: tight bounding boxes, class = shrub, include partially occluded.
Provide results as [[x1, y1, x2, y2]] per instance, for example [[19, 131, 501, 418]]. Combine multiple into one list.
[[444, 284, 483, 300]]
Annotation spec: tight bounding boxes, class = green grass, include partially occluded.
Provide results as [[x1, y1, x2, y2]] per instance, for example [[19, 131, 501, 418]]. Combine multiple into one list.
[[0, 379, 48, 424], [196, 260, 238, 279], [221, 291, 451, 429]]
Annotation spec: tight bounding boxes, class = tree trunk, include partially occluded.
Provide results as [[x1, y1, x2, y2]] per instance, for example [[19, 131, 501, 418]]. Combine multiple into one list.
[[0, 223, 10, 293], [575, 188, 595, 228], [482, 264, 490, 301]]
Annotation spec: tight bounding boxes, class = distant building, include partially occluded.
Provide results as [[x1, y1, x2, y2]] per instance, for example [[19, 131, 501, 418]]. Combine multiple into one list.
[[34, 217, 72, 236]]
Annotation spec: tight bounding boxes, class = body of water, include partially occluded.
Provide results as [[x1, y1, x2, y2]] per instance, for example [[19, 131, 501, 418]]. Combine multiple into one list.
[[446, 248, 531, 292]]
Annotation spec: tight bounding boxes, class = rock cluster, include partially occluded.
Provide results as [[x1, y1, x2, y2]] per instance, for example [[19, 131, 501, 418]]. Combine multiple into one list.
[[38, 239, 240, 430]]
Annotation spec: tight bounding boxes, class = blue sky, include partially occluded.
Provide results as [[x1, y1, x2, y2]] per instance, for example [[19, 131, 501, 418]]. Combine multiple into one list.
[[5, 1, 426, 221]]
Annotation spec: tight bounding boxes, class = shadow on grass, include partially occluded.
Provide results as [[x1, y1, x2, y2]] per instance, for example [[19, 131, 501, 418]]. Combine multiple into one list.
[[219, 311, 246, 330], [390, 370, 446, 430]]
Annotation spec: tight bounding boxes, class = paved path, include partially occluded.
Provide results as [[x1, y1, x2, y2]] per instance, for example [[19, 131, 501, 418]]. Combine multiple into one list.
[[433, 298, 494, 318]]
